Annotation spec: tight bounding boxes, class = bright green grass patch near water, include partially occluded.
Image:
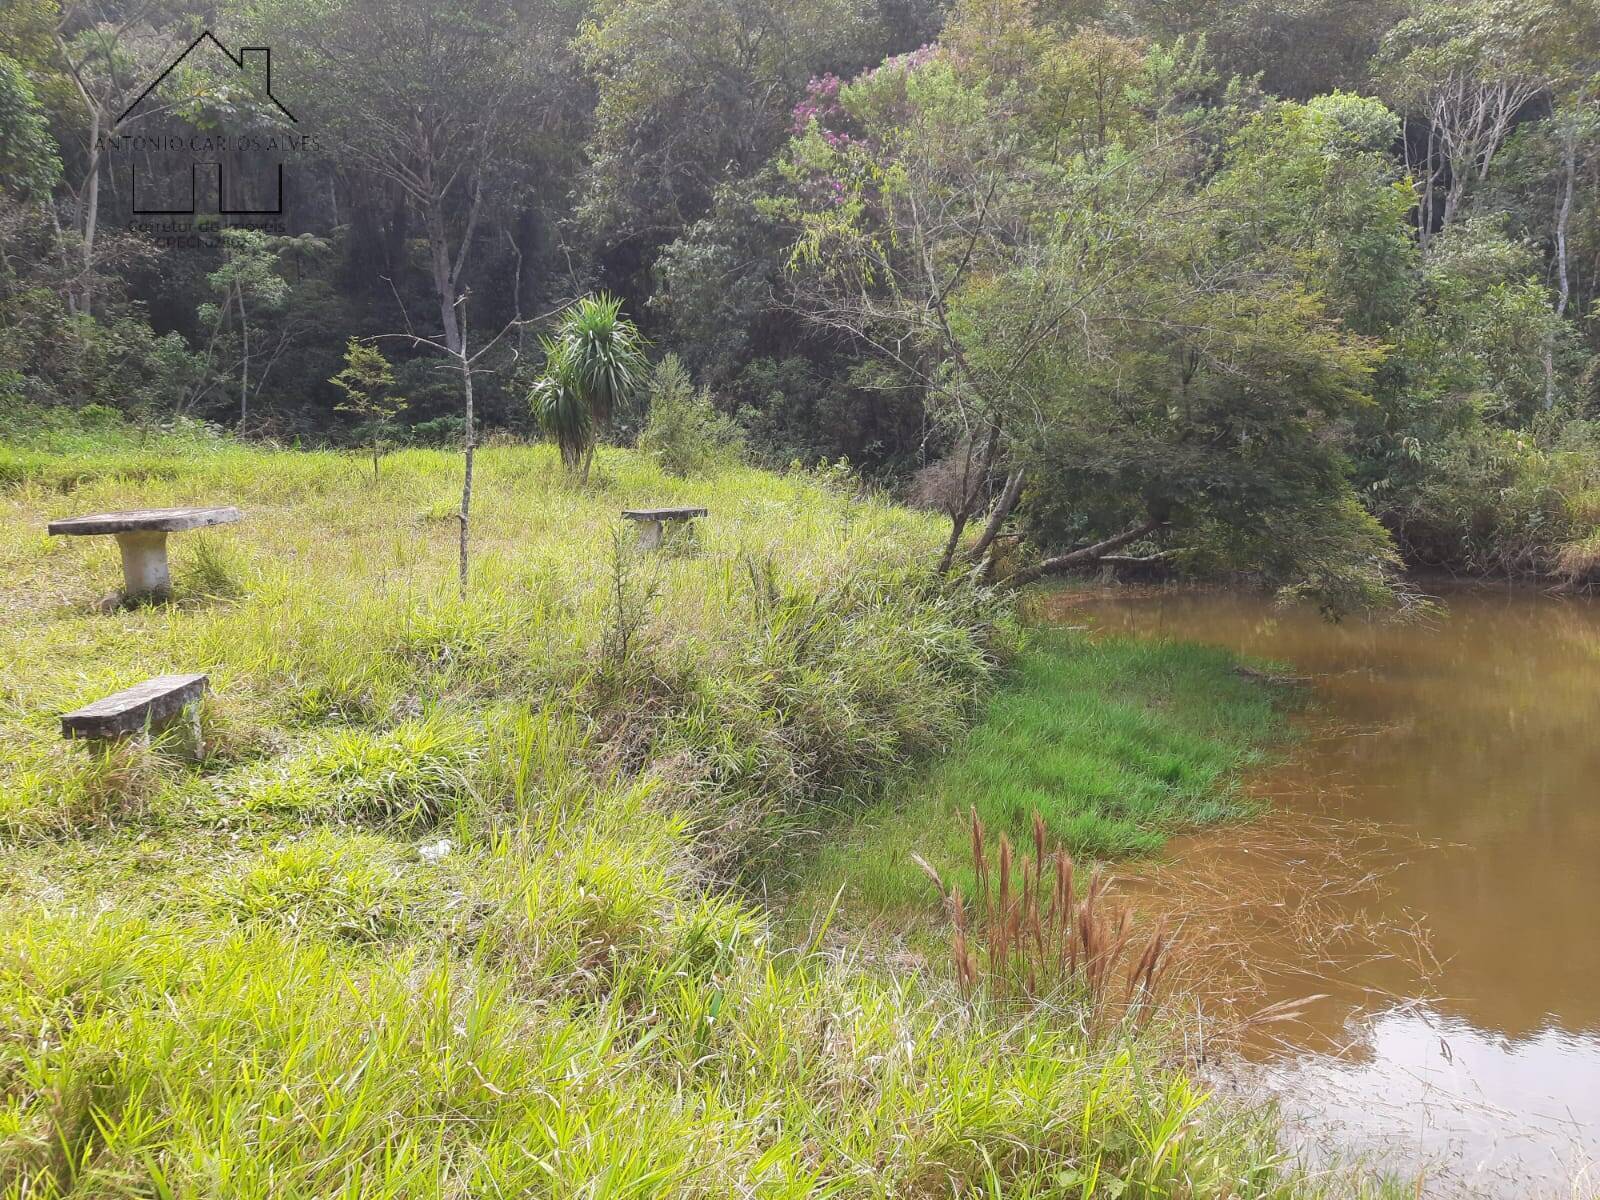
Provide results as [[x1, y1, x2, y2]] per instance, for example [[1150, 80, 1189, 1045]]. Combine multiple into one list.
[[793, 629, 1292, 926]]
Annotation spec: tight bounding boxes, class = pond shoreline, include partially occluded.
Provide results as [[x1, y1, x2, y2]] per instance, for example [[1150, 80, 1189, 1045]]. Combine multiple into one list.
[[789, 577, 1600, 1196]]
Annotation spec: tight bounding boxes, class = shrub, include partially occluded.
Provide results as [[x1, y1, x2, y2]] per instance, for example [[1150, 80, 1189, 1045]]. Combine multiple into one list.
[[532, 295, 650, 477], [638, 355, 744, 477], [1381, 418, 1600, 580], [407, 414, 465, 447]]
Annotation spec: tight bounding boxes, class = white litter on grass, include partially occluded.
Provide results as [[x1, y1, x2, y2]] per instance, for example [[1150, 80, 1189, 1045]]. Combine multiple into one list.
[[418, 838, 452, 864]]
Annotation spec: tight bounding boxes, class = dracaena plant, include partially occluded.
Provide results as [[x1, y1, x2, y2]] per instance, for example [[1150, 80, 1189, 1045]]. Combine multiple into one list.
[[529, 337, 591, 473], [531, 295, 648, 480]]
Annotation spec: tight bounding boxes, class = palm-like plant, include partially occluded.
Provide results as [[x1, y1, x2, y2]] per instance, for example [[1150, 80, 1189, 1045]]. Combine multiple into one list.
[[529, 337, 590, 472], [531, 294, 648, 480]]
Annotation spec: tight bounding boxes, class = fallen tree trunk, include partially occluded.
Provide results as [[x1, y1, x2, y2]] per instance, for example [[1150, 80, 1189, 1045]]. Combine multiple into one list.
[[1003, 518, 1165, 588], [967, 467, 1027, 583]]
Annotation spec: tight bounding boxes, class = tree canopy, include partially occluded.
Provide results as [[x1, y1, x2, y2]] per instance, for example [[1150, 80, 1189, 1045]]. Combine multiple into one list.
[[5, 0, 1599, 602]]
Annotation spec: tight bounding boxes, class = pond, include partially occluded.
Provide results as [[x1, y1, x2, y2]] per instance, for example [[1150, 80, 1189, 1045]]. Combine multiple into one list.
[[1047, 583, 1600, 1196]]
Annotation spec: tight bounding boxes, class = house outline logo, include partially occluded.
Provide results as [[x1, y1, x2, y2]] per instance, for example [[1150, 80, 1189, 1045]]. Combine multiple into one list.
[[116, 31, 298, 217]]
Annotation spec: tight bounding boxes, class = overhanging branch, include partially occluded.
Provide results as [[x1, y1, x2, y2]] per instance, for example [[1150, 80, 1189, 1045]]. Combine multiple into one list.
[[1004, 518, 1166, 587]]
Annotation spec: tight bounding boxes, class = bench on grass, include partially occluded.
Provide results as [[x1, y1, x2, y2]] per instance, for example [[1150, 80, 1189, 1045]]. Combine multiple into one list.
[[47, 506, 242, 603], [61, 673, 208, 756], [621, 506, 707, 550]]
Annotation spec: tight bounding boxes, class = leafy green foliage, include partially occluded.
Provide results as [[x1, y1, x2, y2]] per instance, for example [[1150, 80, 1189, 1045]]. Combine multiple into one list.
[[787, 10, 1408, 609], [332, 339, 406, 477], [0, 52, 58, 199], [1, 0, 1593, 594], [637, 354, 745, 475], [577, 0, 874, 244]]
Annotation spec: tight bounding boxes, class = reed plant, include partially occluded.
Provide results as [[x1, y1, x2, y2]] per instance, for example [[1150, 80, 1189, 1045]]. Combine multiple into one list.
[[916, 809, 1173, 1032]]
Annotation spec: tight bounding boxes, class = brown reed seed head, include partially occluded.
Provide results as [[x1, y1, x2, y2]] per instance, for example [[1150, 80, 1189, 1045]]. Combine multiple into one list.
[[935, 809, 1177, 1021]]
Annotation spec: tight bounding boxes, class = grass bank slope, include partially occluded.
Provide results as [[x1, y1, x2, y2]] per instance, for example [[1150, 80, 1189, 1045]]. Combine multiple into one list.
[[789, 629, 1291, 930], [1, 436, 1328, 1197]]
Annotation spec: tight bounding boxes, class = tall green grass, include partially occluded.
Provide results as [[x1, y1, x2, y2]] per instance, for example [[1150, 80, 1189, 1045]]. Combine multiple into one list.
[[789, 630, 1291, 928], [0, 437, 1363, 1197]]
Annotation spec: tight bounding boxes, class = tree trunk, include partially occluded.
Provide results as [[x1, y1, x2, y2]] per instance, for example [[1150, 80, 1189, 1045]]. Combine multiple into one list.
[[1418, 122, 1437, 257], [1543, 130, 1578, 411], [458, 349, 474, 596], [1004, 517, 1165, 588], [421, 185, 472, 592], [427, 204, 463, 357], [237, 281, 250, 430], [936, 422, 1001, 575], [81, 109, 101, 317], [937, 510, 972, 577], [1439, 173, 1465, 242], [49, 204, 76, 317], [967, 467, 1026, 581], [1554, 134, 1575, 321]]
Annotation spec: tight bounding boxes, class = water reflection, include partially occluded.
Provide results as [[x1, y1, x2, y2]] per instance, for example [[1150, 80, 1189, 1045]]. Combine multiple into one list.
[[1265, 1007, 1600, 1193], [1047, 582, 1600, 1194]]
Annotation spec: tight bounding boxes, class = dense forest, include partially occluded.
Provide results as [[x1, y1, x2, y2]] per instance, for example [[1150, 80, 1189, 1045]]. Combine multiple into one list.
[[3, 0, 1599, 607]]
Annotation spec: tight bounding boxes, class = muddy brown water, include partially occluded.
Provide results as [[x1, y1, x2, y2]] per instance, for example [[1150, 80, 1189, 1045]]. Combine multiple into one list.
[[1046, 583, 1600, 1197]]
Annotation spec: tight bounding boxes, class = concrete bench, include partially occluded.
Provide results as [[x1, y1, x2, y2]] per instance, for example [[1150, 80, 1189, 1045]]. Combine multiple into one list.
[[47, 506, 242, 602], [61, 672, 208, 756], [621, 506, 707, 550]]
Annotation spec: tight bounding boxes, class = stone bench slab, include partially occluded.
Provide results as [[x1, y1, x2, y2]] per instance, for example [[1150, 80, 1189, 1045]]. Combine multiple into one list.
[[61, 673, 208, 739], [621, 507, 707, 521], [48, 506, 242, 536], [622, 506, 706, 550]]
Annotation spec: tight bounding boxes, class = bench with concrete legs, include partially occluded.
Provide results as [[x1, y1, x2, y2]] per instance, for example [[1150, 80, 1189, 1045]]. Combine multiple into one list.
[[47, 506, 242, 602], [621, 506, 706, 550], [61, 672, 209, 757]]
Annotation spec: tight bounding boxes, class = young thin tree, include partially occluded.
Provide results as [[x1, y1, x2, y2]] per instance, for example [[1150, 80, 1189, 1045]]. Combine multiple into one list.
[[331, 339, 405, 480], [45, 0, 162, 318], [379, 293, 536, 592], [201, 229, 287, 431]]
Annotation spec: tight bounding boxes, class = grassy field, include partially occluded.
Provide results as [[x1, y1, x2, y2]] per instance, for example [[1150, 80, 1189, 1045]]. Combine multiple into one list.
[[0, 429, 1376, 1197]]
